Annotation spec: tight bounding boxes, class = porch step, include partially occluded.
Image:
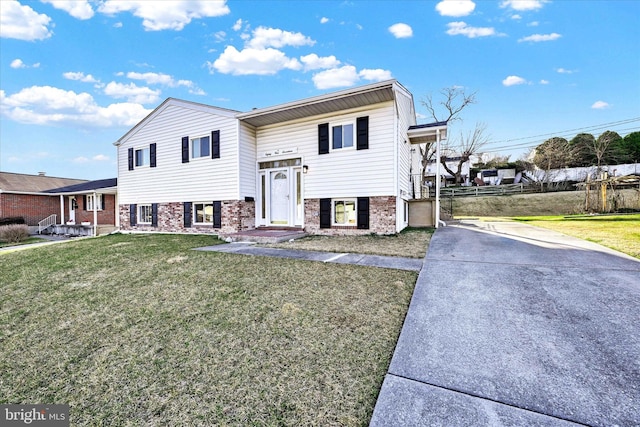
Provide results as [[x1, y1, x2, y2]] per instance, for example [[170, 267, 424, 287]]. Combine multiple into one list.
[[219, 228, 307, 244]]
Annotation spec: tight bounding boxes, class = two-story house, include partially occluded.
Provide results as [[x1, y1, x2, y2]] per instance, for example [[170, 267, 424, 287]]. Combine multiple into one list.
[[115, 80, 444, 236]]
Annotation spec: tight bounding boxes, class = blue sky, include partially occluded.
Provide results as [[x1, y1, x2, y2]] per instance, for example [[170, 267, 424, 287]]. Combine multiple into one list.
[[1, 0, 639, 180]]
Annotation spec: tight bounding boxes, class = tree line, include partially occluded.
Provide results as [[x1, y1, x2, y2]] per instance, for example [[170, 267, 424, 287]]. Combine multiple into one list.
[[533, 131, 640, 170]]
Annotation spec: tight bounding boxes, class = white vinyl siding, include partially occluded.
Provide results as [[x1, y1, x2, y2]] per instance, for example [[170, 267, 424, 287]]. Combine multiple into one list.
[[117, 102, 241, 204], [238, 121, 257, 199], [254, 101, 396, 199], [395, 88, 415, 232]]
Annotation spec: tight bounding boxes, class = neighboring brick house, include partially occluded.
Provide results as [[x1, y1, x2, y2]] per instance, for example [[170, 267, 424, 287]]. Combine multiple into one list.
[[0, 172, 117, 233], [115, 79, 447, 236]]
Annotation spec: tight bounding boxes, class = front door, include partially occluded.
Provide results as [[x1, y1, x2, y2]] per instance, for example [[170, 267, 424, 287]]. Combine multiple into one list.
[[68, 196, 76, 223], [269, 170, 289, 225]]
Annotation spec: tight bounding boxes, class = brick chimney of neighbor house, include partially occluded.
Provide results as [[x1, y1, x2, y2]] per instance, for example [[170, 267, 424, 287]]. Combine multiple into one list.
[[38, 172, 46, 176]]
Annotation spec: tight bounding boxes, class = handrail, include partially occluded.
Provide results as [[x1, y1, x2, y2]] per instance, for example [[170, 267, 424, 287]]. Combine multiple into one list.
[[38, 214, 57, 234]]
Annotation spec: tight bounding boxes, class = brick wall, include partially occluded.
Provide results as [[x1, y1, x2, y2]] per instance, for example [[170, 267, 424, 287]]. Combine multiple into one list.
[[304, 196, 397, 235], [119, 200, 255, 234], [74, 195, 116, 225], [0, 194, 61, 225]]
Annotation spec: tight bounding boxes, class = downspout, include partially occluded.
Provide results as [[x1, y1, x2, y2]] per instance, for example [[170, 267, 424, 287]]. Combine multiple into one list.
[[435, 129, 446, 228]]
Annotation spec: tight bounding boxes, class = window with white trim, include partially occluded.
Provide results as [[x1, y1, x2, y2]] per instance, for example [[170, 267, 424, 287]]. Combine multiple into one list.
[[332, 123, 354, 150], [194, 202, 213, 224], [135, 147, 150, 167], [333, 199, 357, 225], [86, 194, 103, 211], [192, 136, 210, 158], [138, 204, 152, 224]]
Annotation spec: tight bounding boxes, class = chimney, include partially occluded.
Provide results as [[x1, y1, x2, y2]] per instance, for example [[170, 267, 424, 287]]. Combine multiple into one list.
[[38, 172, 46, 176]]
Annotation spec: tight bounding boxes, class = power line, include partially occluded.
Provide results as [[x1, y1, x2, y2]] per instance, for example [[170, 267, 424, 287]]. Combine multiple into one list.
[[481, 118, 640, 152]]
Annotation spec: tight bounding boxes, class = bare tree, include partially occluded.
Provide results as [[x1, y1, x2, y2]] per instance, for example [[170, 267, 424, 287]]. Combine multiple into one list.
[[420, 87, 483, 185], [440, 123, 490, 184]]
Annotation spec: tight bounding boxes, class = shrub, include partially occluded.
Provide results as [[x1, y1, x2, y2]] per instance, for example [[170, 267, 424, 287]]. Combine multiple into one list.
[[0, 217, 26, 226], [0, 224, 30, 243]]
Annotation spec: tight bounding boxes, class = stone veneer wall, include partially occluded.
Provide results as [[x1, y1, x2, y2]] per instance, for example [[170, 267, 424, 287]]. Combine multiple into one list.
[[119, 200, 255, 234], [304, 196, 397, 235]]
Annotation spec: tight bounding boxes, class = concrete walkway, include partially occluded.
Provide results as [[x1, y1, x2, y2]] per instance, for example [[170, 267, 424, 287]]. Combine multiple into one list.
[[194, 242, 424, 271], [370, 220, 640, 426]]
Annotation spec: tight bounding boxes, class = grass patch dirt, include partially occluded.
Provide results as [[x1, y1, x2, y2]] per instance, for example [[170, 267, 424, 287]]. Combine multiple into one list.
[[513, 214, 640, 259], [0, 233, 416, 425], [265, 227, 434, 259]]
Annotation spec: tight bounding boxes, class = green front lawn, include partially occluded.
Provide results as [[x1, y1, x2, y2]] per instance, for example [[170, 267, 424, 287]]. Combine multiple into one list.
[[513, 214, 640, 259], [0, 233, 416, 425], [0, 236, 48, 248]]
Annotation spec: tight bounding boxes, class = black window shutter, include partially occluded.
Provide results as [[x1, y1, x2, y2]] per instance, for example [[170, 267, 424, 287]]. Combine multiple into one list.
[[151, 203, 158, 227], [319, 198, 331, 228], [357, 197, 370, 229], [184, 202, 192, 228], [101, 195, 106, 210], [212, 130, 220, 159], [318, 123, 329, 155], [181, 136, 189, 163], [82, 195, 87, 211], [128, 148, 134, 170], [357, 116, 369, 150], [150, 143, 157, 167], [130, 204, 137, 226], [213, 201, 222, 229]]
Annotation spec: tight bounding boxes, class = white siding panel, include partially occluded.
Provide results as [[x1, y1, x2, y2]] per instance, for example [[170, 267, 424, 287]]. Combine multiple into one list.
[[238, 122, 257, 198], [255, 102, 396, 199], [118, 104, 240, 204]]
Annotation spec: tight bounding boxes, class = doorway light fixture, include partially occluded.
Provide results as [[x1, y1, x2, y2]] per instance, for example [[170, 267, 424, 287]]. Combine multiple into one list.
[[303, 165, 309, 174]]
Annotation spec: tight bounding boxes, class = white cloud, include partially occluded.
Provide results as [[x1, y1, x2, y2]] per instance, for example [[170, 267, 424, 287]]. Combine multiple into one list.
[[527, 21, 539, 26], [511, 14, 522, 20], [300, 54, 341, 71], [312, 66, 360, 89], [10, 59, 25, 68], [247, 26, 315, 49], [125, 72, 194, 89], [0, 85, 152, 127], [232, 18, 243, 31], [103, 82, 160, 104], [97, 0, 230, 31], [214, 30, 226, 42], [73, 156, 89, 163], [320, 17, 329, 24], [500, 0, 548, 11], [446, 22, 499, 38], [518, 32, 561, 42], [435, 0, 476, 17], [591, 101, 610, 109], [93, 154, 110, 161], [556, 67, 575, 74], [540, 79, 549, 84], [42, 0, 94, 20], [0, 0, 53, 40], [63, 72, 99, 83], [388, 23, 413, 38], [359, 69, 393, 81], [502, 75, 527, 86], [312, 65, 392, 89], [210, 46, 301, 75]]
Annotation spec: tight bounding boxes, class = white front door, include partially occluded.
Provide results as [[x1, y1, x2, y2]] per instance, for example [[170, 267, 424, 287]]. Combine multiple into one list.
[[68, 196, 76, 223], [270, 170, 289, 225]]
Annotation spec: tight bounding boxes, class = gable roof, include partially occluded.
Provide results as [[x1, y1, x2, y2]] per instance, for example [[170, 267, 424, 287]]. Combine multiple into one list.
[[43, 178, 117, 194], [237, 79, 405, 127], [0, 172, 87, 193], [114, 98, 241, 146]]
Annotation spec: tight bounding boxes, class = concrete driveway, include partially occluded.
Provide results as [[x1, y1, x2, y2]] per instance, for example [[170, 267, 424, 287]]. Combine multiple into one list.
[[371, 220, 640, 426]]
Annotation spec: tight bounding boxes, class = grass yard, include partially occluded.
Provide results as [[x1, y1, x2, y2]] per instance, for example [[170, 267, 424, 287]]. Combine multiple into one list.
[[0, 236, 48, 248], [0, 233, 416, 426], [266, 227, 434, 259], [513, 214, 640, 259]]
